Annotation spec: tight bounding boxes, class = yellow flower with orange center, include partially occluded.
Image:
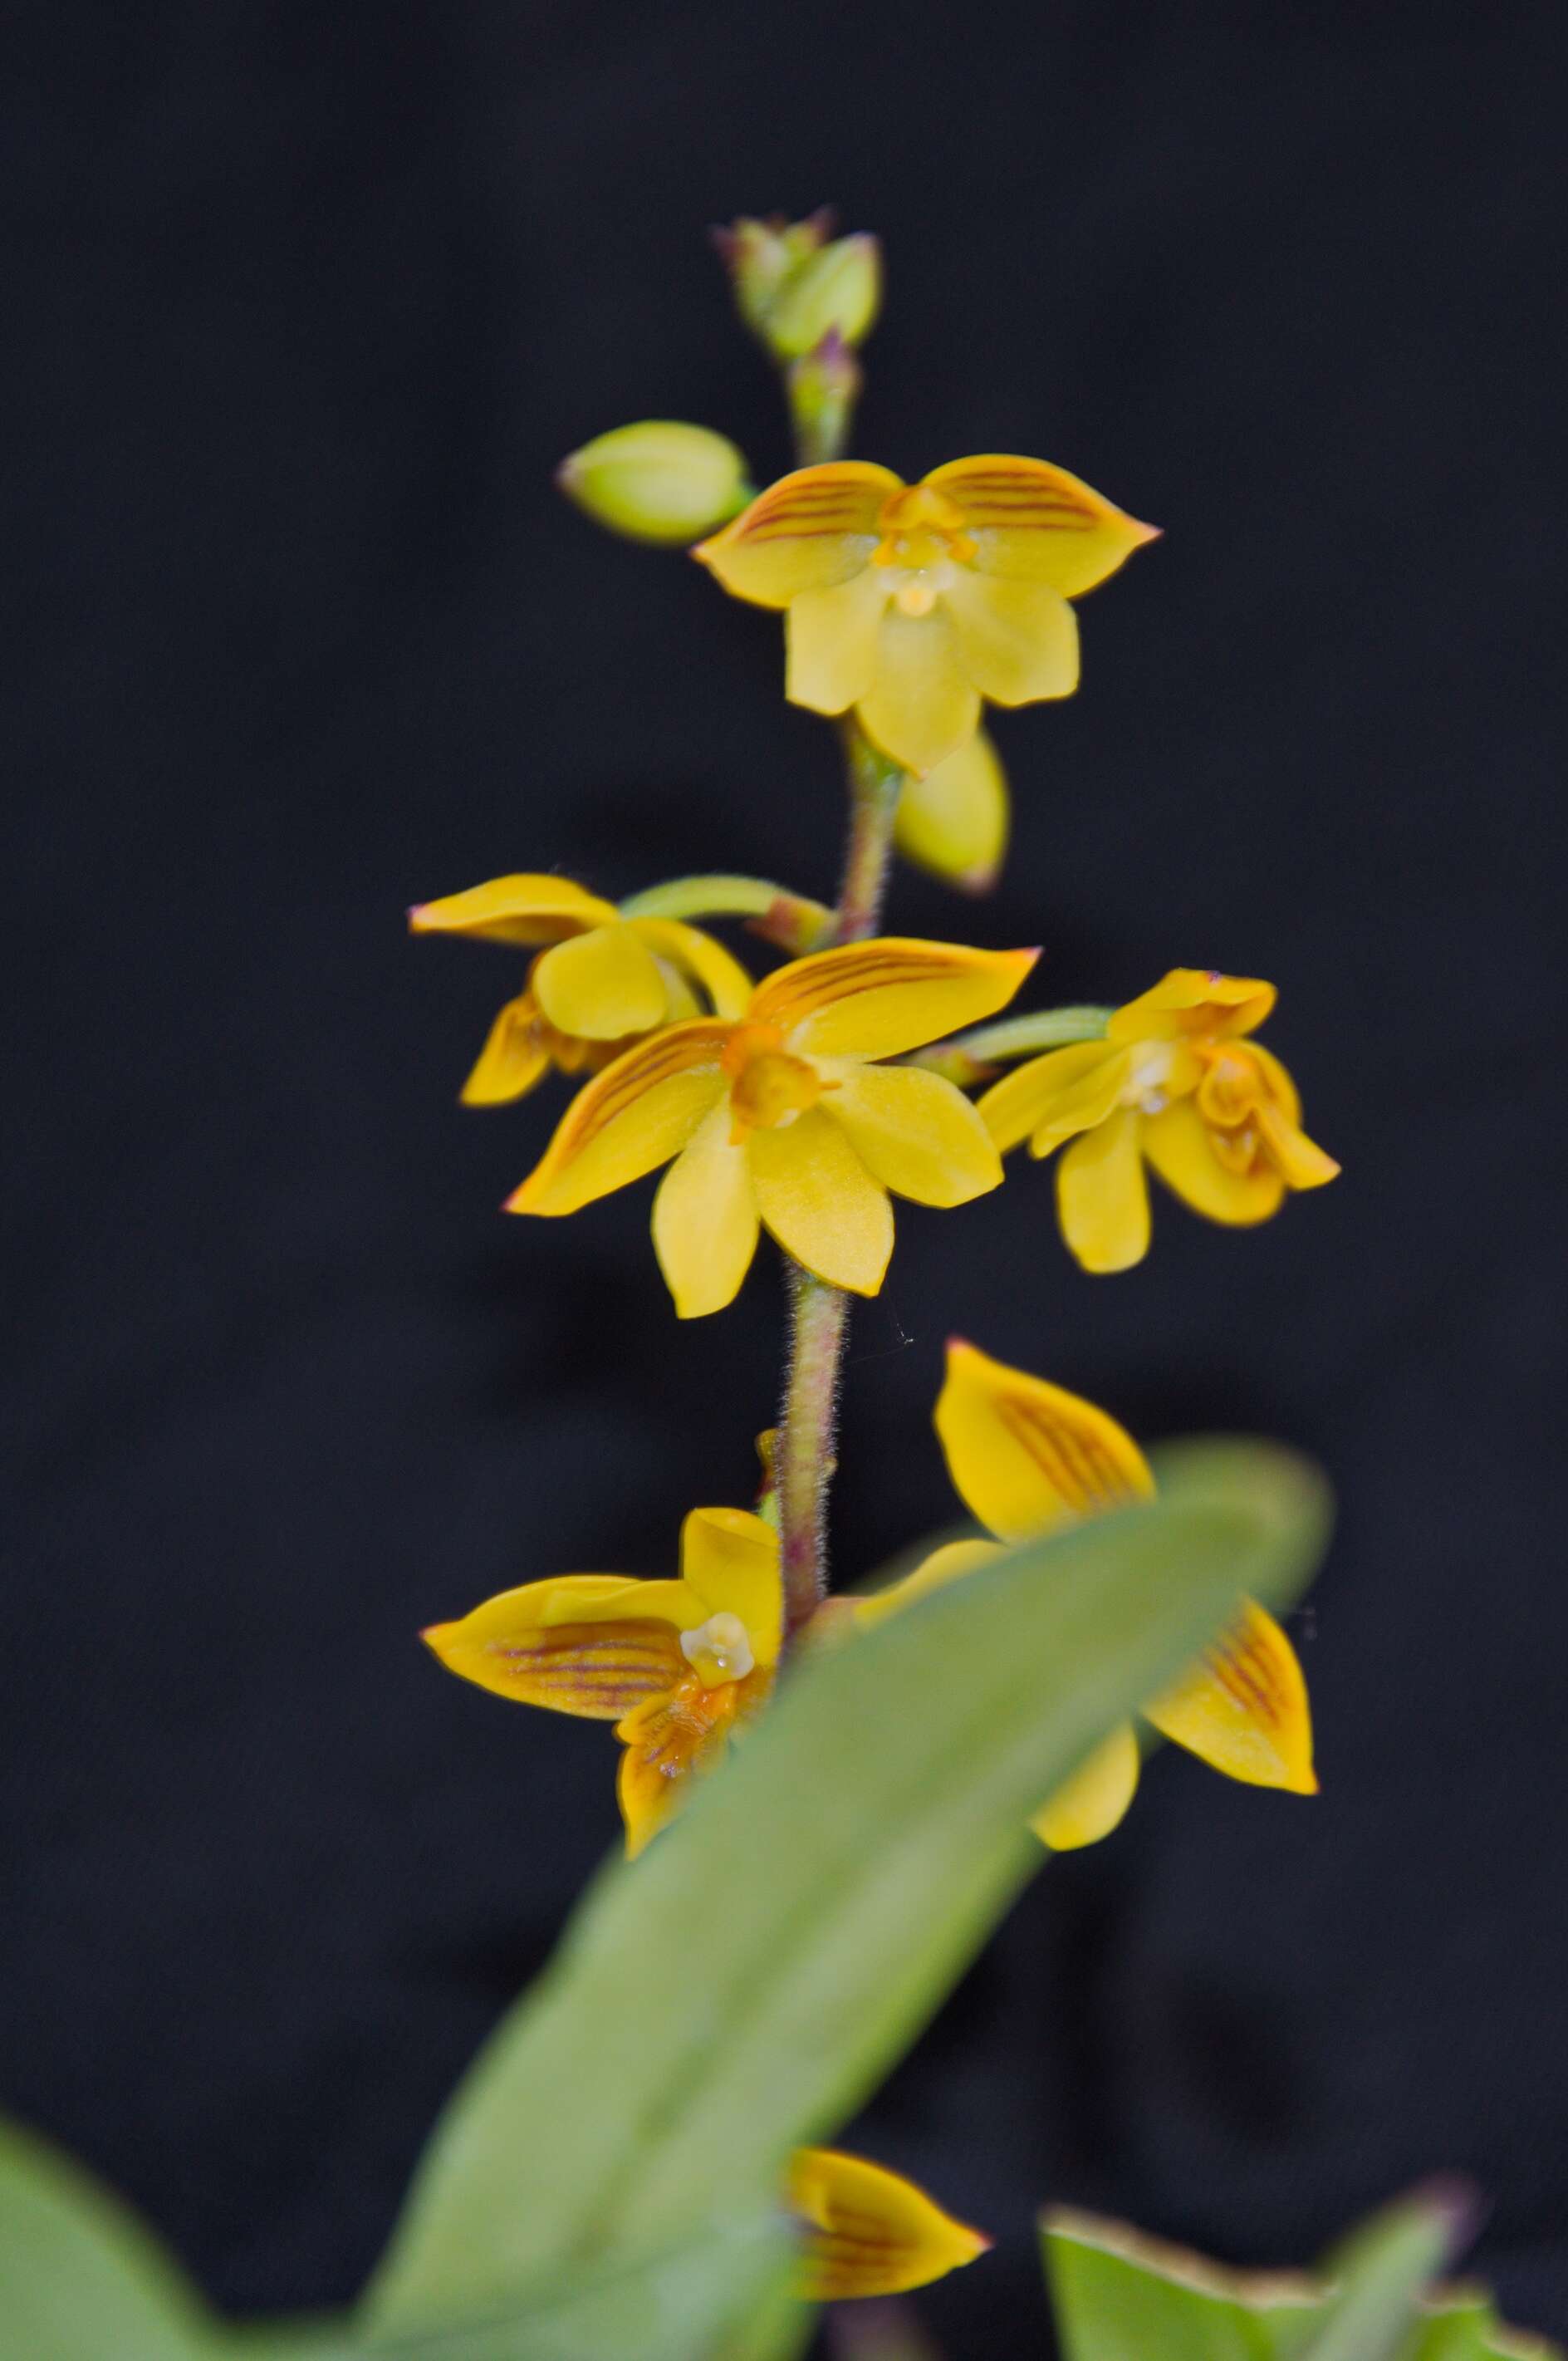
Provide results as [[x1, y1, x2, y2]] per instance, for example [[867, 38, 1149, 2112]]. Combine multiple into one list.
[[507, 938, 1038, 1316], [979, 968, 1340, 1272], [855, 1341, 1317, 1848], [409, 873, 752, 1105], [693, 456, 1157, 776], [423, 1503, 781, 1858]]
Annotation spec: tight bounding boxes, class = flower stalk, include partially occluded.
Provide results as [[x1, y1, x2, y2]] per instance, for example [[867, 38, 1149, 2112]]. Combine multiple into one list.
[[909, 1004, 1114, 1087]]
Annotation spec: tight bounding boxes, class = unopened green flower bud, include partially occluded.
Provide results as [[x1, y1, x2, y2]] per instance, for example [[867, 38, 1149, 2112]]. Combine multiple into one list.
[[764, 233, 882, 361], [556, 420, 751, 547], [713, 209, 833, 336]]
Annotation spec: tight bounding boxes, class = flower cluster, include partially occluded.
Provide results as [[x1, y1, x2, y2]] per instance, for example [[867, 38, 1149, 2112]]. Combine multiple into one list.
[[411, 210, 1342, 2314]]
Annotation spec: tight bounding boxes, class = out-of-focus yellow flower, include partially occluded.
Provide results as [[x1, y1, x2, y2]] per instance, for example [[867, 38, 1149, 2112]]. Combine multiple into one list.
[[979, 968, 1340, 1273], [855, 1341, 1317, 1848], [788, 2147, 991, 2300], [693, 457, 1157, 776], [507, 938, 1037, 1317], [423, 1504, 780, 1857], [556, 420, 750, 546], [893, 727, 1009, 892], [409, 873, 752, 1107]]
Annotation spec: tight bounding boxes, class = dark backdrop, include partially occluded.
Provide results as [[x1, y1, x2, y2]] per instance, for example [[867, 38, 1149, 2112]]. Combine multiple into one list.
[[4, 5, 1565, 2353]]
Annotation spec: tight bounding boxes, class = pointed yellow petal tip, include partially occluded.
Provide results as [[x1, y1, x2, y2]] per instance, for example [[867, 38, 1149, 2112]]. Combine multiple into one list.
[[408, 903, 435, 932], [420, 1622, 452, 1653], [957, 861, 1001, 896], [788, 2148, 992, 2301]]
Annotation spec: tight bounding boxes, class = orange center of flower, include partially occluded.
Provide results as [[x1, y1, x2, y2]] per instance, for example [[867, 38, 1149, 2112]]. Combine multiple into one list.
[[723, 1022, 831, 1142], [1194, 1043, 1281, 1174], [870, 484, 978, 616]]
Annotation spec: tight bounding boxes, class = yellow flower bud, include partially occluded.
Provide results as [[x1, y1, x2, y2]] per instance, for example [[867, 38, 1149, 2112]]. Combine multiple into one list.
[[894, 729, 1010, 892], [764, 233, 882, 360], [556, 420, 750, 547]]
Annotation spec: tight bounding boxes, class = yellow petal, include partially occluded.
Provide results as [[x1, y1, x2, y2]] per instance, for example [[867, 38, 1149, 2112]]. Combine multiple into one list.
[[652, 1098, 760, 1318], [786, 566, 890, 713], [752, 937, 1037, 1063], [1031, 1721, 1142, 1849], [459, 993, 550, 1107], [692, 462, 901, 606], [507, 1023, 731, 1216], [1250, 1068, 1340, 1191], [942, 570, 1079, 704], [894, 728, 1009, 891], [935, 1339, 1154, 1544], [856, 608, 982, 777], [748, 1107, 894, 1296], [615, 1671, 744, 1857], [1144, 1599, 1317, 1793], [1141, 1097, 1286, 1226], [1057, 1107, 1151, 1272], [679, 1505, 782, 1666], [422, 1575, 693, 1716], [924, 454, 1159, 598], [787, 2148, 992, 2302], [827, 1061, 1002, 1206], [532, 922, 669, 1040], [408, 873, 617, 945], [1107, 968, 1276, 1043], [978, 1041, 1127, 1156], [853, 1537, 1005, 1632], [628, 918, 754, 1020]]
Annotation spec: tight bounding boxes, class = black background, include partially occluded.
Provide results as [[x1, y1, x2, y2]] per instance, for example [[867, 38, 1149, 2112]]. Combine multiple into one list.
[[4, 5, 1566, 2353]]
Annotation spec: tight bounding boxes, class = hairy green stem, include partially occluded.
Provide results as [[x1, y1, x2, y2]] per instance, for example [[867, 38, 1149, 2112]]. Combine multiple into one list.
[[619, 872, 832, 950], [776, 725, 903, 1638]]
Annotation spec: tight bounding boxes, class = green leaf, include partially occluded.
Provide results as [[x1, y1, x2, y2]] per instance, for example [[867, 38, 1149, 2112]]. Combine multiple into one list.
[[1043, 2187, 1519, 2361], [1284, 2185, 1475, 2361], [1405, 2290, 1565, 2361], [224, 2216, 785, 2361], [364, 1438, 1330, 2343], [1042, 2206, 1319, 2360], [0, 2116, 213, 2361]]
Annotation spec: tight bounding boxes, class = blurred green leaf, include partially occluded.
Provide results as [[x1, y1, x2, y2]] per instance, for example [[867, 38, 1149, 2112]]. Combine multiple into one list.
[[1404, 2290, 1565, 2361], [1043, 2186, 1556, 2361], [0, 2117, 213, 2361], [364, 1438, 1330, 2344], [225, 2216, 785, 2361], [1043, 2205, 1316, 2360], [1282, 2184, 1472, 2361]]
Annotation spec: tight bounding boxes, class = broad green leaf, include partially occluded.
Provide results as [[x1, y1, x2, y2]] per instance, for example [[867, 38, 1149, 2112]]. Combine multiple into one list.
[[0, 2116, 213, 2361], [1044, 2189, 1533, 2361], [1284, 2186, 1475, 2361], [1043, 2206, 1319, 2361], [224, 2216, 785, 2361], [365, 1439, 1330, 2342], [1405, 2291, 1565, 2361]]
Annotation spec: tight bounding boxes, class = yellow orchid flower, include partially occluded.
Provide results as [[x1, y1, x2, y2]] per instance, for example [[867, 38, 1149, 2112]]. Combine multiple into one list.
[[423, 1504, 781, 1857], [787, 2147, 991, 2300], [978, 968, 1340, 1273], [409, 873, 753, 1107], [507, 938, 1038, 1317], [855, 1341, 1317, 1848], [693, 455, 1157, 777]]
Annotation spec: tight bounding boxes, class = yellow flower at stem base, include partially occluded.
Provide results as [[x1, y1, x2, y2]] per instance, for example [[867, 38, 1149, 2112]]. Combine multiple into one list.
[[856, 1341, 1317, 1848], [979, 968, 1340, 1273], [422, 1504, 780, 1856], [409, 873, 752, 1106], [507, 938, 1038, 1317], [693, 456, 1157, 776], [787, 2147, 991, 2300]]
